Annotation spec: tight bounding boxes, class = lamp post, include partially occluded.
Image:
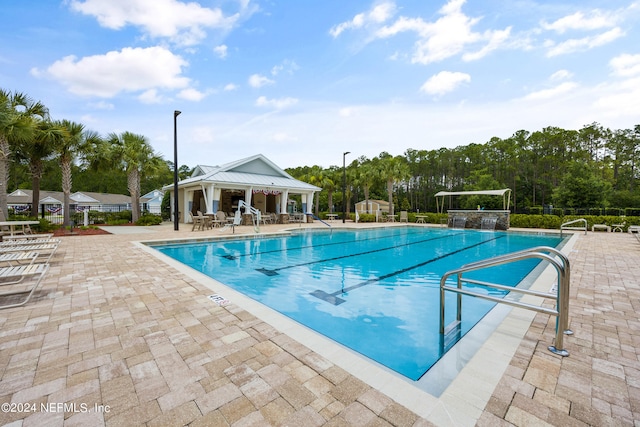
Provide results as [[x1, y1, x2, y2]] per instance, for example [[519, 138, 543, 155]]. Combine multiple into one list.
[[342, 151, 350, 223], [173, 110, 181, 231]]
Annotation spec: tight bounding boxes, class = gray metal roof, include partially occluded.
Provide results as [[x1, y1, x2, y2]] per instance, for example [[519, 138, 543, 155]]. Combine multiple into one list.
[[168, 154, 320, 192], [8, 189, 132, 205]]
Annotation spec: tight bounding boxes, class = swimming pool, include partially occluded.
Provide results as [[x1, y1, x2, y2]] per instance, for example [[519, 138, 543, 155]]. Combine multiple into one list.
[[151, 227, 566, 381]]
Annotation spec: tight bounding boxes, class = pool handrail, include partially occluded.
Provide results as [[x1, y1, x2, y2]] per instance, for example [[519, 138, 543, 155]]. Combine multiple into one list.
[[306, 213, 331, 228], [560, 218, 587, 236], [439, 245, 571, 357]]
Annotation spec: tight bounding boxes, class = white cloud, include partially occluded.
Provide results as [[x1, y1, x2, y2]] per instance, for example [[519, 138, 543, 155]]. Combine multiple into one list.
[[545, 27, 624, 57], [420, 71, 470, 95], [31, 46, 191, 98], [224, 83, 238, 91], [88, 101, 114, 110], [248, 74, 274, 88], [178, 88, 207, 101], [270, 132, 298, 142], [255, 96, 298, 109], [271, 60, 299, 76], [550, 69, 573, 81], [68, 0, 240, 46], [213, 45, 228, 59], [523, 81, 578, 100], [339, 107, 357, 117], [138, 89, 164, 104], [191, 126, 216, 144], [610, 53, 640, 77], [462, 27, 511, 61], [375, 0, 510, 64], [593, 77, 640, 118], [329, 2, 396, 37], [541, 10, 621, 34]]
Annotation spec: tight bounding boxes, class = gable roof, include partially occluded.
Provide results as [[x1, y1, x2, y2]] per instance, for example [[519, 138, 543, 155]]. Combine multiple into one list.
[[172, 154, 320, 192], [8, 189, 131, 205], [141, 189, 164, 202], [71, 192, 100, 203]]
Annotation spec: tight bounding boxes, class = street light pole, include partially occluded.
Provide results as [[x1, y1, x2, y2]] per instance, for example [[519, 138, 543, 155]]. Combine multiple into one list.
[[173, 110, 181, 231], [342, 151, 350, 223]]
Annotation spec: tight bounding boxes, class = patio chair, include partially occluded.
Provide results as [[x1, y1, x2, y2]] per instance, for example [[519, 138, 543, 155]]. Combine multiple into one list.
[[190, 212, 204, 231], [612, 218, 626, 232], [3, 233, 54, 241], [0, 244, 59, 264], [399, 211, 408, 223], [219, 210, 242, 233], [0, 263, 50, 309], [0, 251, 39, 267], [0, 237, 60, 247], [196, 211, 213, 230], [216, 211, 231, 225], [261, 213, 271, 225]]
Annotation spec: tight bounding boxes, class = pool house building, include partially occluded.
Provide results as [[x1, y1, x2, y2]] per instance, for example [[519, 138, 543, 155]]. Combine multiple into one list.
[[166, 154, 321, 224]]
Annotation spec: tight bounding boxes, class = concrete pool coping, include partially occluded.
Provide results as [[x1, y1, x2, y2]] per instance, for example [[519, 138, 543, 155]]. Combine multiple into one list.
[[136, 225, 580, 426]]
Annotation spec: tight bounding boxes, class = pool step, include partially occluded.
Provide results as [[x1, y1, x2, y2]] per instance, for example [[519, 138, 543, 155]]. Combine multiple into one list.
[[442, 320, 461, 349]]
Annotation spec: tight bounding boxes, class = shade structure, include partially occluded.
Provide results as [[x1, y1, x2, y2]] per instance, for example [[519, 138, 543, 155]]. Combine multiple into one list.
[[435, 189, 512, 213]]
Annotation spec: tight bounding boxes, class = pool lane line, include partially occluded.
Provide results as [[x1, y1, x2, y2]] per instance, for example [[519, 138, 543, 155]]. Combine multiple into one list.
[[255, 232, 465, 276], [310, 234, 506, 305], [221, 228, 429, 260]]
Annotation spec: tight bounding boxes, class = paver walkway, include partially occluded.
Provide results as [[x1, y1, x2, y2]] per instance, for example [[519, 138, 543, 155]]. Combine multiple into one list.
[[0, 223, 638, 426]]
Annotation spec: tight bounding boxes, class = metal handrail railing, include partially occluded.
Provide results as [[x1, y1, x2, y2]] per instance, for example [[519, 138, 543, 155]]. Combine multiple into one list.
[[439, 246, 572, 357], [560, 218, 587, 236], [306, 213, 331, 227]]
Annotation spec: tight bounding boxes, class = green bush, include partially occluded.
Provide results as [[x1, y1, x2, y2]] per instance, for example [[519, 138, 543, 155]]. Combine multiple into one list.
[[106, 219, 129, 225], [70, 209, 132, 225], [353, 213, 377, 222], [135, 214, 162, 226], [510, 214, 637, 231], [529, 206, 543, 215]]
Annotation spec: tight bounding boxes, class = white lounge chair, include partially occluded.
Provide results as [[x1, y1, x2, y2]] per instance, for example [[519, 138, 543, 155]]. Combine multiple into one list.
[[0, 243, 59, 263], [0, 251, 39, 267], [0, 237, 60, 247], [3, 233, 54, 241], [0, 263, 50, 309]]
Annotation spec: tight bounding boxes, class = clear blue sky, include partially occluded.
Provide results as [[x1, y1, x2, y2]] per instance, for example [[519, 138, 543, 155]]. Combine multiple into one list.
[[2, 1, 639, 169]]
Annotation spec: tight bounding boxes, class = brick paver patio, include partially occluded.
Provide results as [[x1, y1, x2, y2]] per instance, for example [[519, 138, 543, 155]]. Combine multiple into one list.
[[0, 223, 638, 426]]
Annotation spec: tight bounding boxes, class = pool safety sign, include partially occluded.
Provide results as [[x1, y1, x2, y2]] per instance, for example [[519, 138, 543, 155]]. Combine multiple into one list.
[[208, 294, 230, 306]]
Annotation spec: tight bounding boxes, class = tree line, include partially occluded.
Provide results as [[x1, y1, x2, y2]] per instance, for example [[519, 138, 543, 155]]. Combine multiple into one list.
[[286, 123, 640, 215], [4, 88, 639, 224], [0, 89, 190, 226]]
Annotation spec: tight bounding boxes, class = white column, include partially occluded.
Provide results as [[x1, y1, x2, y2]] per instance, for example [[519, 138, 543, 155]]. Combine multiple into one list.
[[244, 188, 252, 207], [182, 189, 190, 223], [301, 193, 308, 222], [201, 183, 214, 214], [213, 187, 221, 212], [281, 190, 289, 214]]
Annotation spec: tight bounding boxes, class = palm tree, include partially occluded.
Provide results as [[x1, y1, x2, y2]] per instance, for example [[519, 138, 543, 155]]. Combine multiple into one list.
[[378, 153, 411, 215], [55, 120, 102, 227], [305, 166, 326, 215], [107, 131, 164, 222], [0, 90, 48, 218], [324, 166, 339, 214], [15, 119, 67, 218], [353, 156, 378, 214]]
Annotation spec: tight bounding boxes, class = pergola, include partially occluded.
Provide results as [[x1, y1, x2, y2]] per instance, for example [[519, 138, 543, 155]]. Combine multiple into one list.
[[434, 189, 512, 214]]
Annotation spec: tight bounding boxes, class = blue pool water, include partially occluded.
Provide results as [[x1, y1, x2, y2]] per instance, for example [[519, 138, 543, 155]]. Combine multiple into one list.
[[151, 227, 565, 380]]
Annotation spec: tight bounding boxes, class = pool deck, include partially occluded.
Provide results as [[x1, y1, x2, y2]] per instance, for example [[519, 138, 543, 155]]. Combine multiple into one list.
[[0, 222, 638, 426]]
